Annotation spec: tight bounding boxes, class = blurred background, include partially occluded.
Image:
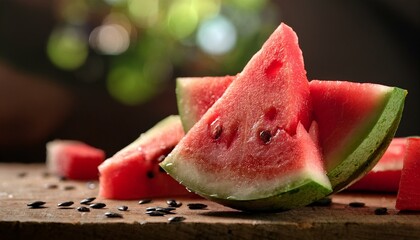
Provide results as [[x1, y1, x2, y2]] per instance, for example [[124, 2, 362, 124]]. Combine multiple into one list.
[[0, 0, 418, 162]]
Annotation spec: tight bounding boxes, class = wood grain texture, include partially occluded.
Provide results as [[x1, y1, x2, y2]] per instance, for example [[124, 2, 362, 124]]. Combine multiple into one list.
[[0, 163, 419, 240]]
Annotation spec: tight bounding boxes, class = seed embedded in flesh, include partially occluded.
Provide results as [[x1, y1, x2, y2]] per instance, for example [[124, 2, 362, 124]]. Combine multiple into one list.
[[259, 130, 272, 144], [58, 201, 74, 207], [167, 199, 182, 208], [77, 206, 90, 212], [349, 202, 365, 208], [80, 197, 96, 205], [146, 171, 154, 179], [187, 203, 207, 210], [374, 207, 388, 215], [118, 206, 128, 211], [139, 199, 152, 204], [168, 216, 186, 223], [105, 212, 123, 218], [209, 119, 223, 140], [27, 201, 46, 208], [90, 203, 106, 209]]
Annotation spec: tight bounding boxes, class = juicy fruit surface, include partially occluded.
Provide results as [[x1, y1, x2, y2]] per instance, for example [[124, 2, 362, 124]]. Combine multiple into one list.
[[46, 140, 105, 180], [396, 137, 420, 210], [162, 23, 331, 211], [348, 138, 407, 192], [98, 115, 193, 199]]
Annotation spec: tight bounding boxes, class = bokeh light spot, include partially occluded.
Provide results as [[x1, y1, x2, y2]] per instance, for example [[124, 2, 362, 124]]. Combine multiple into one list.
[[107, 66, 157, 105], [47, 27, 88, 70], [167, 1, 199, 39], [128, 0, 159, 27], [196, 15, 237, 55], [89, 24, 130, 55]]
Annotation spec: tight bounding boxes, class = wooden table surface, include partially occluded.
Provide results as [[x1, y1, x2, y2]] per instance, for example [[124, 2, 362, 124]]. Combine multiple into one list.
[[1, 163, 419, 240]]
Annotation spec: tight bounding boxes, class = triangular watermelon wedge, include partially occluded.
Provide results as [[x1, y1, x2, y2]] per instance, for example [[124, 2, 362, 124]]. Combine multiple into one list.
[[161, 23, 332, 211], [176, 76, 406, 193]]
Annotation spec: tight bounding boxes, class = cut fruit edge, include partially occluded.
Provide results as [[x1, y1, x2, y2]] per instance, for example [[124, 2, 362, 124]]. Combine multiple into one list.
[[328, 87, 407, 192]]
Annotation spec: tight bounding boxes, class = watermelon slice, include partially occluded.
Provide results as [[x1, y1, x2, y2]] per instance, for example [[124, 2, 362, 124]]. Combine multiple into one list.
[[176, 76, 406, 193], [46, 140, 105, 180], [396, 137, 420, 211], [161, 23, 332, 211], [348, 138, 407, 192], [98, 115, 194, 200]]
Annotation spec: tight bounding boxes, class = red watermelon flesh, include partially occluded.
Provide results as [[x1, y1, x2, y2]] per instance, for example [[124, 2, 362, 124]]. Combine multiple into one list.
[[161, 23, 331, 211], [396, 137, 420, 211], [98, 115, 194, 200], [46, 140, 105, 180], [348, 138, 407, 192]]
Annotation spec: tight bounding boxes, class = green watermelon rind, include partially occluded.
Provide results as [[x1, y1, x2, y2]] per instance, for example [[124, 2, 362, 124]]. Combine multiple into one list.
[[327, 87, 407, 192], [207, 179, 331, 212], [176, 78, 196, 132]]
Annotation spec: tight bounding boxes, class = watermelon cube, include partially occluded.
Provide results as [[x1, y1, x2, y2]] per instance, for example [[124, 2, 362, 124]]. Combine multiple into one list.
[[395, 137, 420, 211], [46, 140, 105, 180]]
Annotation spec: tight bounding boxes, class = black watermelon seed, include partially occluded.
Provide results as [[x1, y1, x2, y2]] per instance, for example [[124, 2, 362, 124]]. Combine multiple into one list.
[[80, 197, 96, 205], [259, 130, 272, 144], [45, 183, 58, 189], [17, 172, 27, 178], [146, 207, 157, 211], [90, 203, 106, 209], [77, 206, 90, 212], [105, 212, 123, 218], [139, 199, 152, 204], [27, 201, 46, 208], [146, 171, 154, 179], [117, 206, 128, 211], [187, 203, 207, 210], [309, 197, 332, 207], [63, 185, 75, 191], [349, 202, 365, 208], [374, 207, 388, 215], [167, 199, 182, 208], [156, 207, 176, 214], [168, 216, 186, 223], [146, 210, 165, 216], [58, 201, 74, 207]]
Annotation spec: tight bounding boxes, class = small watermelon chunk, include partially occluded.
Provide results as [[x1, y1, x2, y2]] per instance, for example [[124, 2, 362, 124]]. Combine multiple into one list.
[[161, 23, 332, 211], [98, 115, 194, 200], [46, 140, 105, 180], [348, 138, 407, 192], [396, 137, 420, 211]]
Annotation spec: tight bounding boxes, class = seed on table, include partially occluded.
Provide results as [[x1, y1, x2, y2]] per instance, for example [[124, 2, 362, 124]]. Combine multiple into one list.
[[80, 197, 96, 205], [168, 216, 186, 223], [349, 202, 365, 208], [90, 203, 106, 209], [59, 176, 67, 181], [27, 201, 46, 208], [77, 206, 90, 212], [139, 199, 152, 204], [17, 172, 27, 178], [167, 199, 182, 208], [63, 185, 75, 191], [42, 172, 50, 178], [374, 207, 388, 215], [187, 203, 207, 210], [156, 207, 176, 214], [45, 183, 58, 189], [117, 206, 128, 211], [105, 212, 123, 218], [58, 201, 74, 207], [146, 210, 165, 216]]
